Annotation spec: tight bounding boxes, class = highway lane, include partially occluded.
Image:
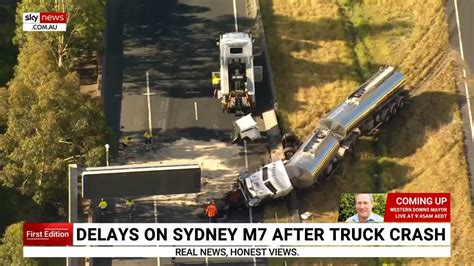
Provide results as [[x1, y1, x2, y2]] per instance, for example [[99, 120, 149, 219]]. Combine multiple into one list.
[[95, 0, 272, 264], [448, 0, 474, 202], [454, 0, 474, 71], [118, 0, 269, 177], [119, 0, 254, 136], [117, 0, 271, 207], [93, 197, 266, 266], [118, 0, 269, 211]]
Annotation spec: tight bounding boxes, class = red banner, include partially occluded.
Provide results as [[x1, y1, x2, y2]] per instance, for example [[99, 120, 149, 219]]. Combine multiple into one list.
[[39, 12, 67, 23], [384, 193, 450, 222], [23, 223, 73, 246]]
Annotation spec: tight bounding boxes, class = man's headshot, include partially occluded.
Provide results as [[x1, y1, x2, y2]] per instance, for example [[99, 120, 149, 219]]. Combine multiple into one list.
[[346, 193, 384, 223]]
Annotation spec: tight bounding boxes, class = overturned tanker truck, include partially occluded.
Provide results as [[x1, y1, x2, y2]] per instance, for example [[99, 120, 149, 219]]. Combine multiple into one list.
[[224, 66, 408, 208]]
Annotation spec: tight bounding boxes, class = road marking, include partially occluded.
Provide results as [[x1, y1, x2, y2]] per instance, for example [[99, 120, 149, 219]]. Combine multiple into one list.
[[146, 72, 153, 134], [194, 102, 198, 120], [157, 96, 170, 131], [233, 0, 238, 32], [243, 138, 251, 266], [454, 0, 474, 141], [153, 196, 158, 223], [248, 206, 256, 266], [153, 196, 160, 266], [244, 140, 249, 169], [248, 206, 253, 222]]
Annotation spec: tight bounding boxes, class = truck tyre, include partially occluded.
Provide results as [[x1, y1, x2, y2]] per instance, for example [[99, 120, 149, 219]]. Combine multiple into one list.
[[375, 113, 382, 123], [384, 110, 391, 123], [282, 133, 298, 148], [398, 98, 405, 109], [389, 102, 397, 115], [325, 163, 333, 176], [283, 147, 297, 160]]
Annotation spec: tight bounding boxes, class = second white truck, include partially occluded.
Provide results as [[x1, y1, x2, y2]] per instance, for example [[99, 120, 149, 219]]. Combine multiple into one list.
[[213, 32, 256, 114]]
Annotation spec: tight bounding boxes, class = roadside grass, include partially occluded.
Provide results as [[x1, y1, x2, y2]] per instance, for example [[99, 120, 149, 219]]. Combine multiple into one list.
[[377, 62, 474, 265], [261, 0, 474, 264], [263, 200, 291, 223], [260, 0, 360, 139]]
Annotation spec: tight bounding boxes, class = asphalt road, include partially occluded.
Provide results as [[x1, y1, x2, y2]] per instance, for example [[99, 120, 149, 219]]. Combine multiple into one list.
[[118, 0, 268, 217], [96, 0, 272, 265], [93, 197, 265, 265], [119, 0, 265, 138], [447, 0, 474, 203], [117, 0, 270, 177]]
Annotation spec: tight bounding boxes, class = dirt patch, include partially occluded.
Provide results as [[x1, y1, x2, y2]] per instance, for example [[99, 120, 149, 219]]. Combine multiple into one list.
[[123, 138, 243, 206]]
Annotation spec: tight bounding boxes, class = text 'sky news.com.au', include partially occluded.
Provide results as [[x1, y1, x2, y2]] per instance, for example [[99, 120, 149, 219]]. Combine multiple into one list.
[[23, 193, 451, 259]]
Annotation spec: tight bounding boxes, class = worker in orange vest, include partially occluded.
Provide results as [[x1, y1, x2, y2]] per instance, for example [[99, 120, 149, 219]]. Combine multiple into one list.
[[205, 200, 218, 223]]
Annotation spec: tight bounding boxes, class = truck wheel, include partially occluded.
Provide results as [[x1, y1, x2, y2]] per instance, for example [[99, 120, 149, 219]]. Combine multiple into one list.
[[282, 133, 297, 148], [283, 147, 296, 160], [384, 111, 391, 123], [325, 163, 333, 175], [375, 113, 382, 123], [389, 102, 397, 115], [398, 98, 405, 109]]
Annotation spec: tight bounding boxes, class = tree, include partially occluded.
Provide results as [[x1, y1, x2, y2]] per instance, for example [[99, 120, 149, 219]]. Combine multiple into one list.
[[0, 222, 38, 265], [0, 88, 7, 134], [338, 194, 356, 222], [13, 0, 105, 70], [372, 194, 387, 216], [0, 34, 107, 207]]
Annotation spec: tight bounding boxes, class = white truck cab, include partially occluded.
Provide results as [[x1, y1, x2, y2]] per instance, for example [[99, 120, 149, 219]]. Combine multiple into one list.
[[238, 160, 293, 206], [214, 32, 256, 114]]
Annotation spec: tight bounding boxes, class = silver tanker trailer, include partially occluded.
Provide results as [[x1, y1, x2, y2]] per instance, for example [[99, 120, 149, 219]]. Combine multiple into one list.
[[236, 66, 408, 206]]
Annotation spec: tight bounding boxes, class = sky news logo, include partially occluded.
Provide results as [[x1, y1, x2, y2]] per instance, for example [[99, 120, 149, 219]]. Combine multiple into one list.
[[23, 12, 67, 31]]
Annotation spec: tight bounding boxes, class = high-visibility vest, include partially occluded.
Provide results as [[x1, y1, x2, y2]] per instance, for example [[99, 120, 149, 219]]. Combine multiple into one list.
[[121, 137, 129, 145], [126, 199, 134, 207], [206, 204, 217, 218], [144, 132, 152, 138], [99, 200, 108, 210], [212, 76, 220, 85]]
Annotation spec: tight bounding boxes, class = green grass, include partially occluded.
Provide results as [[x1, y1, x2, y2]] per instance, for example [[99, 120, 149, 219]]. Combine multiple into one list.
[[261, 0, 474, 264]]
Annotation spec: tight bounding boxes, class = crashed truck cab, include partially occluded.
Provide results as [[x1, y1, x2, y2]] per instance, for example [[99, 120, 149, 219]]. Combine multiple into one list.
[[232, 113, 262, 142], [238, 160, 293, 207], [214, 32, 256, 114]]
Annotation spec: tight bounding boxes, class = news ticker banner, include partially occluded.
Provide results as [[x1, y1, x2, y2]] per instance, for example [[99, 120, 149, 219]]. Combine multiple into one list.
[[23, 223, 450, 258], [384, 193, 450, 222], [23, 193, 451, 258], [23, 12, 67, 31]]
